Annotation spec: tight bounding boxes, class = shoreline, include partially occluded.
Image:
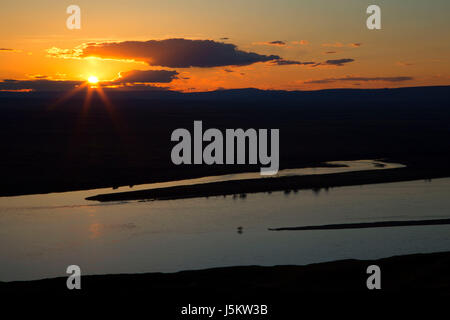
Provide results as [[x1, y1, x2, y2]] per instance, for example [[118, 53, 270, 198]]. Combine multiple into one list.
[[86, 166, 450, 202], [0, 160, 374, 198], [269, 218, 450, 231]]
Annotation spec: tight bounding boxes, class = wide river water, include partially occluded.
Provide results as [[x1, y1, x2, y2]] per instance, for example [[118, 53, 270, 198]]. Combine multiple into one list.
[[1, 160, 449, 281]]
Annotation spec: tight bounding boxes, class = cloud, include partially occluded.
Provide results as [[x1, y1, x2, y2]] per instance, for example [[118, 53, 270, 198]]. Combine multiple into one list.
[[254, 41, 287, 47], [342, 76, 413, 82], [47, 46, 83, 59], [272, 59, 316, 66], [396, 62, 414, 67], [270, 57, 354, 68], [304, 76, 414, 84], [29, 74, 49, 79], [322, 42, 362, 48], [113, 69, 178, 84], [0, 79, 82, 91], [324, 51, 337, 54], [77, 39, 281, 68], [0, 48, 22, 53], [0, 69, 178, 91], [323, 58, 355, 66], [268, 41, 286, 46], [304, 79, 336, 84]]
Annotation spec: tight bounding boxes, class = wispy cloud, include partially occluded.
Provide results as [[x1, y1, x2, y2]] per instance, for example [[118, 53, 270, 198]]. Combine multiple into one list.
[[309, 58, 355, 68], [323, 58, 355, 66], [272, 59, 316, 66], [28, 74, 49, 79], [304, 76, 414, 84], [0, 48, 23, 53], [254, 40, 287, 46], [396, 62, 414, 67], [271, 57, 355, 68], [322, 42, 362, 48]]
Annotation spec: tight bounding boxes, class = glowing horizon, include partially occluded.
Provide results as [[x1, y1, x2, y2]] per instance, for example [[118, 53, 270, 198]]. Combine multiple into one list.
[[0, 0, 449, 92]]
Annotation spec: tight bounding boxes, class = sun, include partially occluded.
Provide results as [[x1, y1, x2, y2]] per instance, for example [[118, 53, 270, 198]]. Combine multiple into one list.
[[88, 76, 99, 84]]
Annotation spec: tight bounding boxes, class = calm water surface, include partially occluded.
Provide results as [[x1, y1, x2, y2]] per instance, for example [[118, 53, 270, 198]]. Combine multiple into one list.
[[0, 161, 449, 281]]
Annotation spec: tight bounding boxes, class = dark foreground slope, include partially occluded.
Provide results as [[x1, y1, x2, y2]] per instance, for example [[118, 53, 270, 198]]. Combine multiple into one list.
[[1, 252, 449, 315], [1, 86, 449, 196]]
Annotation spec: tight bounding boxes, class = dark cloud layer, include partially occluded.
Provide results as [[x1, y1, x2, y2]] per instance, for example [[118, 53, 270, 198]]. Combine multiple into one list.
[[81, 39, 281, 68], [0, 79, 82, 91], [114, 69, 178, 84], [305, 76, 414, 84], [0, 69, 178, 91]]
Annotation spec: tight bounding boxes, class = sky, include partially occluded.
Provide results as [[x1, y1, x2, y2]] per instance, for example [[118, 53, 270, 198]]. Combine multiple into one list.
[[0, 0, 449, 92]]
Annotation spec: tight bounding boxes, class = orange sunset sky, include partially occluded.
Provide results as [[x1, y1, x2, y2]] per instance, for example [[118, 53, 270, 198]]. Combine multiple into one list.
[[1, 0, 449, 92]]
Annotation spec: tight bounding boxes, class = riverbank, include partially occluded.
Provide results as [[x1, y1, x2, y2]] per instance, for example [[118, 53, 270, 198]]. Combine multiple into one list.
[[86, 165, 450, 202]]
